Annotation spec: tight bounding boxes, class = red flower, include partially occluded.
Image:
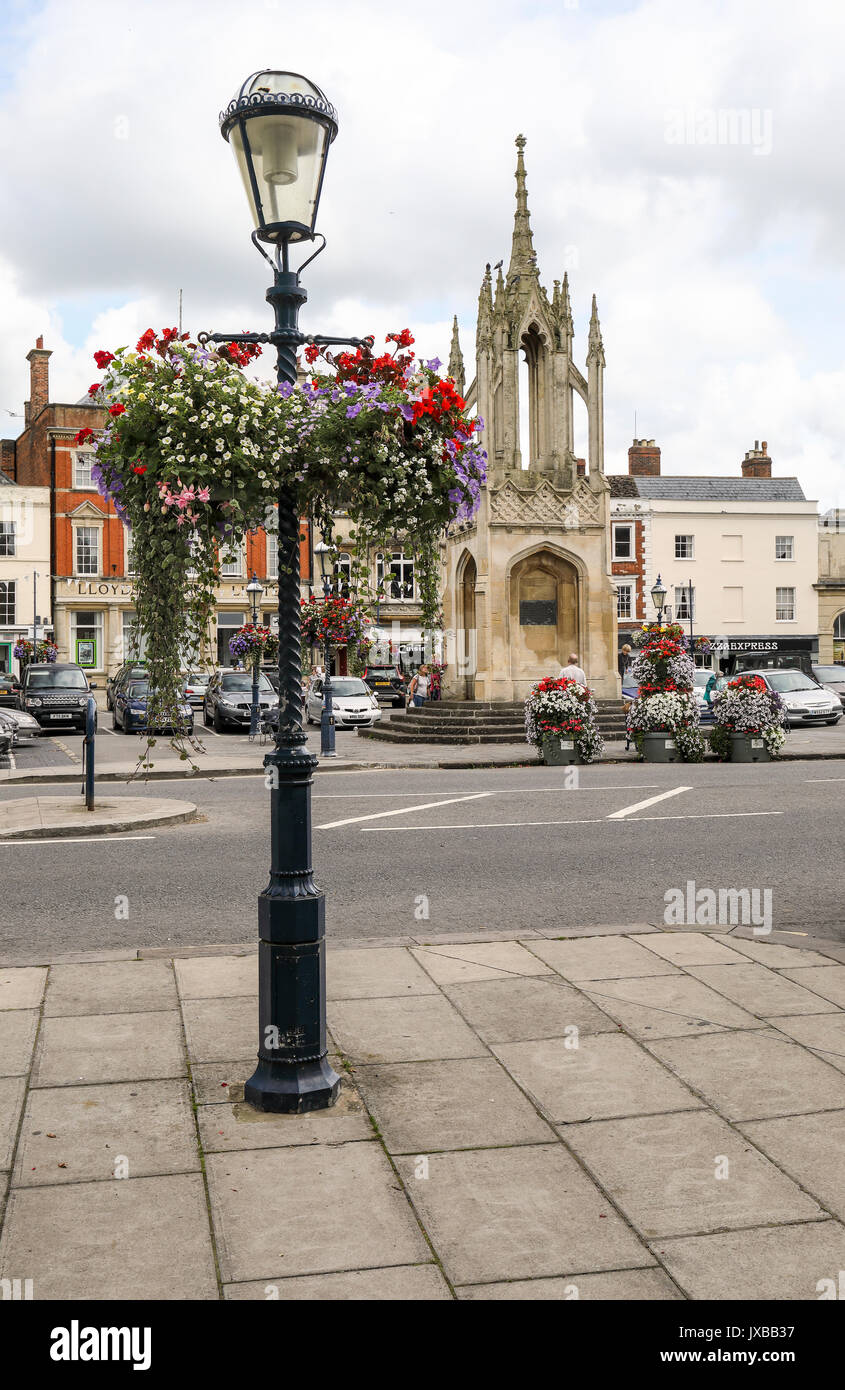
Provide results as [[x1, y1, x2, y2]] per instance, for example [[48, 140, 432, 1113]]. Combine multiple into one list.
[[87, 383, 100, 398], [74, 427, 94, 445], [132, 465, 147, 475], [304, 344, 320, 364], [137, 329, 156, 353], [94, 350, 114, 369], [108, 403, 126, 417]]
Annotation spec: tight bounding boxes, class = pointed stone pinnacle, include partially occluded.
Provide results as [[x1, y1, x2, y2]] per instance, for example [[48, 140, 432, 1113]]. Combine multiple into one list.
[[507, 133, 537, 282], [448, 315, 466, 395]]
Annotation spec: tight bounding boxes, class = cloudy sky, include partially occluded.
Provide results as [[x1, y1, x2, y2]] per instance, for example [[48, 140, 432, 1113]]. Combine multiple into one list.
[[0, 0, 842, 508]]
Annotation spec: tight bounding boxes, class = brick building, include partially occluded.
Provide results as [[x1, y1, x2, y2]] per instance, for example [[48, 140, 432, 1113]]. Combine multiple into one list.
[[1, 338, 311, 677]]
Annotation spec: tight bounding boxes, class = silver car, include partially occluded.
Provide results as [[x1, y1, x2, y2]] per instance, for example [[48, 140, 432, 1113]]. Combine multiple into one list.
[[305, 677, 382, 729], [746, 668, 842, 726], [0, 707, 41, 739]]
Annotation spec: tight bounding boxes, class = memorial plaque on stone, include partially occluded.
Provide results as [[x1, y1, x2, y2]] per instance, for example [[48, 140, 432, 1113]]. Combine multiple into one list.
[[519, 599, 558, 626]]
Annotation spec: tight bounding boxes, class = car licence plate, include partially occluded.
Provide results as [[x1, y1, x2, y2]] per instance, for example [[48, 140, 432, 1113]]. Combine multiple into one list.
[[47, 713, 70, 719]]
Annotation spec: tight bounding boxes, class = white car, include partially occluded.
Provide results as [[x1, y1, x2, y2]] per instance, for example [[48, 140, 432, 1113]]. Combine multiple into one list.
[[744, 668, 842, 726], [305, 677, 382, 729], [0, 707, 41, 739]]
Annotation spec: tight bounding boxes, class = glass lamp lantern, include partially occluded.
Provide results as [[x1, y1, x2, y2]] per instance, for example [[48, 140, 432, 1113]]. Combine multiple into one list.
[[650, 574, 667, 615], [220, 70, 338, 245]]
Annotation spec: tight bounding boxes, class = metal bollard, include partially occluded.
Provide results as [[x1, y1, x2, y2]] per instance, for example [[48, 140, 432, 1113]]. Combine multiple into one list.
[[81, 695, 96, 810]]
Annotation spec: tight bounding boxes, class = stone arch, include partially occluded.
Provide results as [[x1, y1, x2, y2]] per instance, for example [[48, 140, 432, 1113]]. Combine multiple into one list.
[[505, 541, 584, 681], [456, 548, 478, 698], [834, 610, 845, 662], [519, 320, 551, 469]]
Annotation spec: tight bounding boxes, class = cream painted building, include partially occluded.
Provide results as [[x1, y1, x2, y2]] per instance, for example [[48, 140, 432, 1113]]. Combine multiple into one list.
[[610, 442, 820, 671], [817, 509, 845, 664], [0, 475, 52, 675]]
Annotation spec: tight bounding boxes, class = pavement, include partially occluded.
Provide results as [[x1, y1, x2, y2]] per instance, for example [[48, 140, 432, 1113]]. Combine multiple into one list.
[[3, 923, 845, 1300], [0, 795, 198, 841]]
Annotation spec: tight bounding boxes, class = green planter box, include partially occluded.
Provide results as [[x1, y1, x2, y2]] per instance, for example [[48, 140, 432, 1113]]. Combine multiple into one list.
[[540, 735, 583, 766], [730, 732, 771, 763], [641, 732, 679, 763]]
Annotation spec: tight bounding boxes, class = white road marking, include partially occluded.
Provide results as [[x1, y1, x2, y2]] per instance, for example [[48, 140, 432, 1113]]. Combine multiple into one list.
[[0, 835, 157, 845], [317, 792, 492, 830], [361, 810, 783, 833], [805, 778, 845, 782], [607, 786, 692, 819]]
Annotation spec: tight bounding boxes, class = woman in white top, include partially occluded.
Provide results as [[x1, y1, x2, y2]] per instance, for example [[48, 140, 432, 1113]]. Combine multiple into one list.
[[409, 665, 430, 707]]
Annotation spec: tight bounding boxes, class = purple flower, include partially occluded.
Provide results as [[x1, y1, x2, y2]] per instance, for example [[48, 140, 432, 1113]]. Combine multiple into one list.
[[399, 403, 415, 422], [424, 357, 442, 372], [346, 403, 362, 419]]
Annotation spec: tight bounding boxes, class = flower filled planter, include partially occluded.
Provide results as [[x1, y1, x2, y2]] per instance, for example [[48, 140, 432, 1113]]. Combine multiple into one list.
[[627, 624, 705, 762], [524, 676, 604, 764], [79, 327, 485, 763], [228, 623, 278, 667], [710, 675, 788, 761]]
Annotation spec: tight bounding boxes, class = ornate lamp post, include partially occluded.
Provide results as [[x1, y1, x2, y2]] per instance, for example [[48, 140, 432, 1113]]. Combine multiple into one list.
[[650, 574, 667, 624], [313, 541, 337, 759], [203, 70, 369, 1112], [245, 572, 264, 738]]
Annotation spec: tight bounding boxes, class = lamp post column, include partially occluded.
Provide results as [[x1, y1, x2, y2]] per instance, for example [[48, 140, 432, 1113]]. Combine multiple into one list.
[[320, 582, 337, 758], [243, 267, 340, 1113]]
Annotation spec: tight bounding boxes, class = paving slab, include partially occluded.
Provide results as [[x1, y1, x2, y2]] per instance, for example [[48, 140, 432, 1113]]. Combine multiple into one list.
[[411, 942, 552, 985], [685, 962, 843, 1016], [43, 960, 177, 1017], [14, 1079, 198, 1186], [564, 1110, 825, 1238], [197, 1077, 370, 1152], [190, 1060, 253, 1105], [631, 932, 749, 967], [527, 936, 680, 981], [329, 994, 486, 1063], [579, 975, 763, 1040], [224, 1265, 453, 1300], [326, 947, 438, 1000], [0, 1077, 26, 1170], [206, 1141, 430, 1283], [648, 1030, 845, 1121], [0, 1010, 39, 1077], [442, 976, 619, 1044], [737, 1111, 845, 1223], [721, 939, 838, 969], [354, 1057, 552, 1153], [765, 1013, 845, 1073], [174, 953, 258, 1000], [653, 1220, 845, 1301], [778, 966, 845, 1008], [457, 1268, 683, 1299], [492, 1033, 703, 1124], [395, 1145, 652, 1286], [32, 1010, 186, 1087], [0, 1173, 217, 1299], [181, 996, 255, 1064], [0, 795, 198, 840], [0, 967, 46, 1010]]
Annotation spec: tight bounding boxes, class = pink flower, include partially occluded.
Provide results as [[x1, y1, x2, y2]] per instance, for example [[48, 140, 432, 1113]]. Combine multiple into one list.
[[196, 487, 210, 502]]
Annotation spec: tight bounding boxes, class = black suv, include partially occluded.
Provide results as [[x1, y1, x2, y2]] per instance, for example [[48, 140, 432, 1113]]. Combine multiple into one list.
[[0, 673, 21, 708], [362, 665, 406, 707], [19, 663, 95, 732]]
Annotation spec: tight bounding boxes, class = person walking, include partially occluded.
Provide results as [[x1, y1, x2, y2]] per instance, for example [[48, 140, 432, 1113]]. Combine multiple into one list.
[[559, 652, 587, 685], [408, 664, 431, 708], [618, 643, 632, 681]]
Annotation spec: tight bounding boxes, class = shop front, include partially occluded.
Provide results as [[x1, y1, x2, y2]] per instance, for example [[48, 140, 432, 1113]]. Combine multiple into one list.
[[54, 579, 139, 676], [711, 635, 820, 678]]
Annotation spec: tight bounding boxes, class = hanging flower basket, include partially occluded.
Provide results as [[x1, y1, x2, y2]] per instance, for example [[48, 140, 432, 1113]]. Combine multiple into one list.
[[524, 676, 604, 764], [78, 326, 486, 765], [228, 623, 278, 666], [710, 675, 788, 760], [14, 638, 58, 664]]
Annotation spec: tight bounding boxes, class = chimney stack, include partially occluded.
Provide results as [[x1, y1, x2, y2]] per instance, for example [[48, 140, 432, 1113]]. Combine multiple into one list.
[[741, 440, 772, 478], [24, 335, 51, 426], [575, 457, 586, 477], [628, 438, 661, 476]]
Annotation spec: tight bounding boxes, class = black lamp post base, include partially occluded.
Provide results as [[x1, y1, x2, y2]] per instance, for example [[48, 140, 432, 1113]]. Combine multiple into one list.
[[244, 1054, 342, 1113]]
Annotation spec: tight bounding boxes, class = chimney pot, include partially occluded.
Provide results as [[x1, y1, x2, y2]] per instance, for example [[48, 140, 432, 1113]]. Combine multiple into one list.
[[628, 438, 661, 477]]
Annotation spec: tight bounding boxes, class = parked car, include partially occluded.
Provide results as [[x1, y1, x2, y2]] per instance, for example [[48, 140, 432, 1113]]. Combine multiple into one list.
[[260, 663, 280, 694], [0, 673, 22, 708], [113, 679, 194, 734], [203, 669, 280, 732], [0, 710, 14, 755], [106, 663, 147, 711], [306, 676, 382, 729], [362, 665, 406, 707], [19, 662, 95, 732], [741, 668, 842, 726], [181, 672, 210, 706], [693, 670, 726, 722], [0, 707, 41, 739], [812, 664, 845, 709]]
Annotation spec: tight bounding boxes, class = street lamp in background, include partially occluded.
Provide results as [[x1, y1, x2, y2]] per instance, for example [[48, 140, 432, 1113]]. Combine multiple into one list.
[[202, 70, 370, 1112], [650, 573, 667, 624], [245, 571, 264, 738], [313, 541, 337, 759]]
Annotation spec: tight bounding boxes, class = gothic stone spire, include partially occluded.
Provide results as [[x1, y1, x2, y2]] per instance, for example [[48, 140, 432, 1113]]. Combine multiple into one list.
[[587, 292, 605, 366], [448, 315, 466, 396], [507, 134, 538, 285], [476, 263, 493, 348]]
